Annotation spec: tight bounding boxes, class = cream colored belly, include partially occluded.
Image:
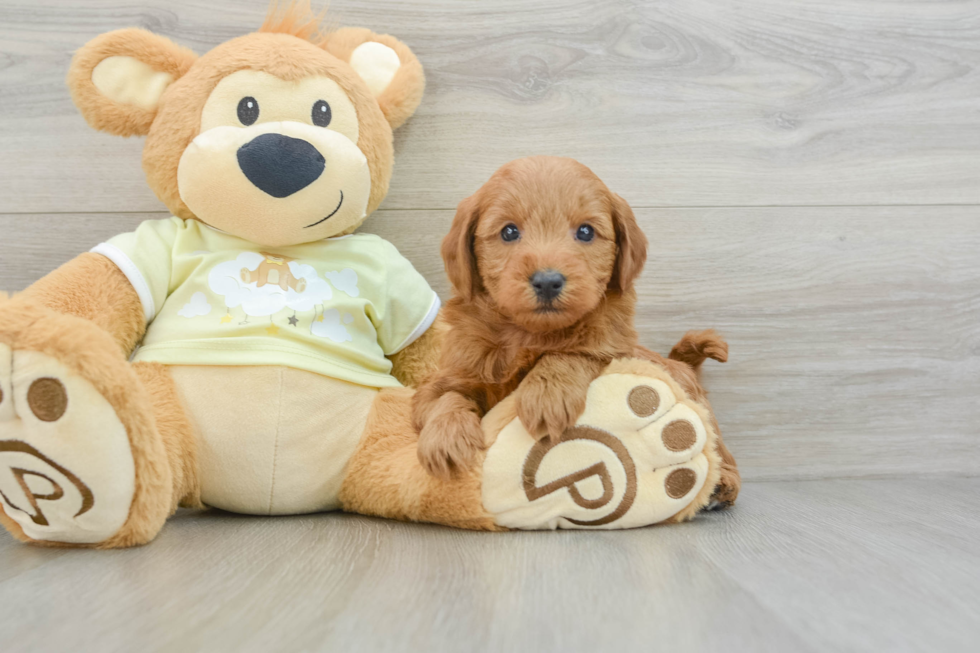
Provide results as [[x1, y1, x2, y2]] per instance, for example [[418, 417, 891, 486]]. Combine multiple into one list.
[[169, 365, 376, 515]]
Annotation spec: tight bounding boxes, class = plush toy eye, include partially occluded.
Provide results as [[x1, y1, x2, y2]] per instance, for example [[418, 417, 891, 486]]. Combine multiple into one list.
[[501, 224, 521, 242], [312, 100, 332, 127], [237, 96, 259, 126], [575, 224, 595, 242]]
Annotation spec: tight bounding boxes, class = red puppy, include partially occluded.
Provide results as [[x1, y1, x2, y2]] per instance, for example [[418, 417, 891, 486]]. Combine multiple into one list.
[[412, 156, 740, 505]]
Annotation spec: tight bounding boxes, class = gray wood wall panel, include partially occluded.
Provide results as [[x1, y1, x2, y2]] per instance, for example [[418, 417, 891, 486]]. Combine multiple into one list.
[[3, 207, 977, 481], [1, 0, 980, 213]]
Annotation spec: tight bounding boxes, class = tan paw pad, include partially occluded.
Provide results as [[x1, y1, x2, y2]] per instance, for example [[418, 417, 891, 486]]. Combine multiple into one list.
[[483, 370, 711, 530], [0, 349, 135, 543]]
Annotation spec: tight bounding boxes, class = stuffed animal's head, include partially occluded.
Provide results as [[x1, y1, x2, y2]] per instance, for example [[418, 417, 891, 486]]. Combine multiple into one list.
[[67, 2, 424, 247]]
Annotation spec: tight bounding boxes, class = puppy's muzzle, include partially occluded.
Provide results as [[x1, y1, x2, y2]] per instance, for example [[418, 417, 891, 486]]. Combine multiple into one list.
[[237, 133, 325, 198], [531, 269, 566, 303]]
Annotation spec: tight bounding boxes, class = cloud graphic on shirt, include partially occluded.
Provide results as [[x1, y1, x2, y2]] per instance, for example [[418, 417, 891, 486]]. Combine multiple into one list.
[[284, 262, 334, 311], [177, 292, 212, 318], [208, 252, 333, 317], [325, 268, 359, 297], [311, 308, 352, 342]]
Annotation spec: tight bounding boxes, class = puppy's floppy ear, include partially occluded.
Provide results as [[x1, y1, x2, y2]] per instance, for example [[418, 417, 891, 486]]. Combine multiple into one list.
[[608, 192, 648, 292], [442, 193, 483, 301], [67, 28, 197, 137], [324, 27, 425, 130]]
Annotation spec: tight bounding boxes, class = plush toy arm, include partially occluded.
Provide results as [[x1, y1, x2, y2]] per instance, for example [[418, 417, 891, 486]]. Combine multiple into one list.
[[388, 314, 445, 388], [513, 352, 607, 443], [13, 253, 145, 355]]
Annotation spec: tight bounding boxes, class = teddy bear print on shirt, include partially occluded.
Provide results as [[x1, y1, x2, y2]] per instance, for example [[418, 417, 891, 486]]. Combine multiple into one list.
[[188, 251, 359, 342]]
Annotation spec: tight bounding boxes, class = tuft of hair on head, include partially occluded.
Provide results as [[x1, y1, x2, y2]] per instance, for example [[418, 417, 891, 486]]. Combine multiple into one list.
[[259, 1, 334, 47]]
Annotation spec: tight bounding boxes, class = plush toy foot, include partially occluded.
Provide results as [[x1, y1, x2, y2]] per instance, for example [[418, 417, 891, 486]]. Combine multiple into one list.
[[482, 359, 721, 530], [0, 341, 138, 544]]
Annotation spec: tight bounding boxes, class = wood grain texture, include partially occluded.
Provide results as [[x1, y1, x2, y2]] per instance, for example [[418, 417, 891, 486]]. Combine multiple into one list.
[[2, 208, 977, 481], [0, 479, 977, 653], [1, 0, 980, 213]]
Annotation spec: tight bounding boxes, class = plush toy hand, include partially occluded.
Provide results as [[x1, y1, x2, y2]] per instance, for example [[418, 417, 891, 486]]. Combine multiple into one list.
[[514, 354, 604, 443]]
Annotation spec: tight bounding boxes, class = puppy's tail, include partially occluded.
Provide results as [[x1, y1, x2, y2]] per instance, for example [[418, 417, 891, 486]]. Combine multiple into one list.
[[668, 329, 728, 371]]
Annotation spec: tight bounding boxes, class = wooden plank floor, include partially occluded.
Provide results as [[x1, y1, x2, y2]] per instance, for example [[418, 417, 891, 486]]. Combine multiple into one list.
[[0, 1, 978, 651], [1, 479, 978, 653]]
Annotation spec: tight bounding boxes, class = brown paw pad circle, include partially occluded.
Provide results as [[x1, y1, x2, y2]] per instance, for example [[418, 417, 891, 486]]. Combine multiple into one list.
[[661, 419, 697, 452], [27, 378, 68, 422], [664, 468, 698, 499], [627, 385, 659, 417]]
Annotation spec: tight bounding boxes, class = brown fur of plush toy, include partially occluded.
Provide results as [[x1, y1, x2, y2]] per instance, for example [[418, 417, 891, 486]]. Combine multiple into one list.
[[412, 156, 740, 505]]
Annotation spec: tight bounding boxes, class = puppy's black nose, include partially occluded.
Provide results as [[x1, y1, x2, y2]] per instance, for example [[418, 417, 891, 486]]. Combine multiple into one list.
[[237, 133, 325, 198], [530, 269, 566, 302]]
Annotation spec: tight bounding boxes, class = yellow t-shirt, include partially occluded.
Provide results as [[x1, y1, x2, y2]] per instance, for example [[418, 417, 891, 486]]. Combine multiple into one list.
[[92, 217, 440, 388]]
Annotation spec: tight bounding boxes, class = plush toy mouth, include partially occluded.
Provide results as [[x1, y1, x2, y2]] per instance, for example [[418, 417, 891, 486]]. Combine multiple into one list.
[[304, 190, 344, 228]]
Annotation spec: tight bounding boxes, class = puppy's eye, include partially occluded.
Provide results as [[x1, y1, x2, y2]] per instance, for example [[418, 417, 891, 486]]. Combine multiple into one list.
[[575, 224, 595, 242], [501, 224, 521, 242], [312, 100, 332, 127], [237, 97, 259, 126]]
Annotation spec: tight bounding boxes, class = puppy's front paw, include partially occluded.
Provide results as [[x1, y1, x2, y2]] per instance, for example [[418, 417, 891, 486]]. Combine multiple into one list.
[[417, 410, 485, 480], [515, 379, 588, 444]]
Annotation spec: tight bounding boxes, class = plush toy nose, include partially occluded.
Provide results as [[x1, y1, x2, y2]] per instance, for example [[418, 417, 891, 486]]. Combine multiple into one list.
[[530, 269, 566, 302], [237, 133, 325, 198]]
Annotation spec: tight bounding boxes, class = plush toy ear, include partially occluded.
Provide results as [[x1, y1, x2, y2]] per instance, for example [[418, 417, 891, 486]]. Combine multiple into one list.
[[608, 192, 649, 293], [442, 193, 483, 301], [67, 28, 197, 137], [324, 27, 425, 130]]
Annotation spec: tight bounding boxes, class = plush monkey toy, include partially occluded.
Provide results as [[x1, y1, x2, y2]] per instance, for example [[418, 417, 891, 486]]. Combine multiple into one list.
[[0, 3, 726, 547]]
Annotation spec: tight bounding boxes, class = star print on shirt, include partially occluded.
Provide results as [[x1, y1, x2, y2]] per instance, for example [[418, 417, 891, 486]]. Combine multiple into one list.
[[288, 315, 299, 326]]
